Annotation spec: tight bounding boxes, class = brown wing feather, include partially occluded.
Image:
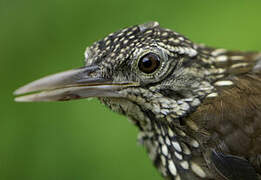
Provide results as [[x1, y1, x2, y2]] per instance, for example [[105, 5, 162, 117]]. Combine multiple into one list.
[[206, 74, 261, 156], [188, 51, 261, 177]]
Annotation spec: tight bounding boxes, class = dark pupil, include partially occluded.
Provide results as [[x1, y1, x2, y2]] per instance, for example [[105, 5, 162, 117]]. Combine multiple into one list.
[[138, 53, 160, 74]]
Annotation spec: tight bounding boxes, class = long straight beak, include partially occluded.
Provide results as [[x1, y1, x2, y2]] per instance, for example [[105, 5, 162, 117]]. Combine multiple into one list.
[[14, 65, 138, 102]]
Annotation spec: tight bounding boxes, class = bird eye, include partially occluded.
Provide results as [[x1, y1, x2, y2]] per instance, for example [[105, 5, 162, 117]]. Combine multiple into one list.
[[138, 53, 161, 74]]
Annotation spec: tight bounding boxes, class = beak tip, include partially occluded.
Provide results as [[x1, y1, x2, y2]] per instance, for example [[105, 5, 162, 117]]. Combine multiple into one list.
[[14, 97, 26, 102], [13, 89, 21, 96], [13, 85, 29, 95]]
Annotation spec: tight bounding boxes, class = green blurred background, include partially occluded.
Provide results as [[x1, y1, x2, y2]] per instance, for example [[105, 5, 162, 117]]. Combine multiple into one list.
[[1, 0, 261, 179]]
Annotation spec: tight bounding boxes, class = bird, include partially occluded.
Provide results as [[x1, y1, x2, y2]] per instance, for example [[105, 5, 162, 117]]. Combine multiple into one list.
[[14, 21, 261, 180]]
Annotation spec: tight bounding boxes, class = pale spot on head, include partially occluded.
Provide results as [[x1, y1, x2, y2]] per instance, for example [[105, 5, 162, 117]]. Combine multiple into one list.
[[180, 161, 189, 170], [214, 68, 226, 74], [113, 37, 119, 43], [175, 128, 186, 137], [161, 127, 166, 136], [161, 144, 168, 156], [180, 143, 191, 155], [211, 49, 227, 56], [172, 141, 182, 152], [215, 55, 228, 62], [118, 53, 124, 59], [104, 36, 109, 41], [105, 46, 111, 51], [110, 52, 116, 58], [190, 139, 199, 148], [144, 30, 153, 34], [117, 32, 124, 37], [168, 160, 177, 176], [105, 40, 111, 46], [206, 92, 218, 98], [230, 56, 245, 61], [108, 32, 114, 37], [84, 47, 91, 59], [165, 137, 171, 145], [175, 175, 181, 180], [133, 39, 139, 43], [126, 31, 132, 36], [253, 57, 261, 72], [158, 136, 164, 144], [191, 162, 206, 178], [130, 43, 135, 47], [119, 37, 125, 42], [178, 36, 184, 41], [168, 37, 178, 43], [162, 39, 168, 43], [115, 44, 120, 50], [123, 39, 129, 45], [186, 120, 199, 131], [191, 98, 200, 107], [230, 62, 249, 69], [140, 37, 146, 41], [214, 80, 234, 87], [174, 151, 183, 160], [160, 155, 166, 166], [166, 116, 172, 123], [162, 32, 169, 37]]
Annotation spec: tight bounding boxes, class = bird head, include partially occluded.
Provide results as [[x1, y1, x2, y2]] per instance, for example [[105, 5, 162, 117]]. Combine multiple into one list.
[[14, 22, 217, 128], [15, 22, 261, 179]]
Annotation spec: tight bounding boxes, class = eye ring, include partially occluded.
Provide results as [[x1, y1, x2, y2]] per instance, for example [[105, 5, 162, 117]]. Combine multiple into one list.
[[138, 53, 161, 74]]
